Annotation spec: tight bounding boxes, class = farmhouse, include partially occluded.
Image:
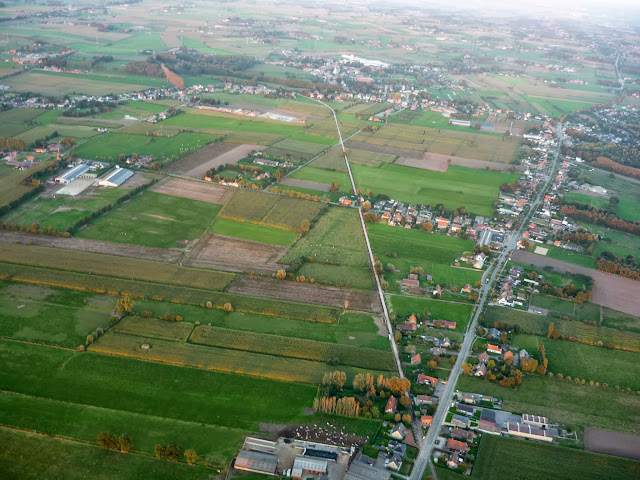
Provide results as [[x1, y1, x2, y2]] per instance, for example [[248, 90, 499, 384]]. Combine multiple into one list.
[[385, 395, 398, 414], [234, 450, 278, 476], [474, 363, 487, 377], [97, 167, 134, 187], [415, 394, 435, 405], [451, 427, 475, 442], [478, 420, 502, 435], [291, 456, 327, 479], [506, 422, 553, 443], [54, 163, 90, 183], [455, 403, 475, 416]]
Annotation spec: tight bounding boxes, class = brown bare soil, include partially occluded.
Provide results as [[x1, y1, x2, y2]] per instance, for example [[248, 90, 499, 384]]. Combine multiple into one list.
[[279, 178, 331, 192], [0, 230, 181, 263], [394, 152, 521, 172], [227, 276, 382, 312], [120, 172, 153, 189], [151, 177, 234, 205], [343, 140, 423, 159], [585, 428, 640, 461], [164, 142, 237, 175], [184, 234, 289, 274], [512, 250, 640, 316], [175, 143, 266, 178]]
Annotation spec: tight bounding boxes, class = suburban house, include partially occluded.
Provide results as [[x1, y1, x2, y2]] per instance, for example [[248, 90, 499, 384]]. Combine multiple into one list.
[[461, 284, 472, 294], [455, 403, 475, 416], [416, 374, 438, 386], [487, 344, 501, 355], [478, 352, 489, 363], [502, 350, 514, 362], [385, 396, 398, 414], [421, 415, 433, 426], [447, 438, 469, 453], [414, 395, 435, 405], [385, 454, 402, 471], [447, 453, 461, 469], [474, 364, 487, 377], [387, 441, 406, 457], [451, 427, 475, 442], [432, 346, 447, 356], [477, 419, 502, 435], [390, 423, 407, 441], [410, 353, 422, 365], [451, 414, 470, 428], [397, 322, 417, 333], [488, 328, 501, 339]]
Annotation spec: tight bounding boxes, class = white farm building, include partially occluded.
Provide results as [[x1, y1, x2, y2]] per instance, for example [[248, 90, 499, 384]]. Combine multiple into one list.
[[97, 167, 134, 187], [54, 163, 91, 183]]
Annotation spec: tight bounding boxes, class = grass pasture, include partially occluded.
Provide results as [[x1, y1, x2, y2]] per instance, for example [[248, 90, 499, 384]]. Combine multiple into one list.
[[2, 185, 135, 231], [388, 295, 473, 330], [209, 217, 299, 246], [218, 189, 325, 231], [484, 306, 640, 352], [472, 434, 640, 480], [310, 146, 397, 171], [0, 262, 340, 323], [89, 330, 382, 384], [76, 191, 221, 248], [73, 132, 213, 161], [190, 325, 396, 371], [0, 428, 217, 480], [0, 160, 52, 207], [0, 107, 42, 136], [0, 338, 316, 430], [0, 281, 113, 347], [0, 243, 235, 292], [131, 301, 389, 350], [282, 207, 373, 289], [113, 316, 195, 342]]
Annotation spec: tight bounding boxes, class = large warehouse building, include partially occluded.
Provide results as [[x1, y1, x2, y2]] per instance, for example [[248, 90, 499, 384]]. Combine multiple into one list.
[[97, 167, 134, 187]]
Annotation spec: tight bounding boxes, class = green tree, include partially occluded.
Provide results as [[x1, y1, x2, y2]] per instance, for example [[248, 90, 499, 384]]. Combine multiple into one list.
[[117, 297, 134, 314], [300, 220, 310, 232], [185, 449, 197, 465], [118, 434, 133, 453]]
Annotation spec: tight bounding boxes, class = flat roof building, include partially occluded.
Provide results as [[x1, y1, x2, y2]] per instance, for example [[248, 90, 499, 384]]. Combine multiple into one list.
[[97, 167, 134, 187], [55, 163, 90, 184], [291, 455, 327, 479], [234, 450, 278, 476]]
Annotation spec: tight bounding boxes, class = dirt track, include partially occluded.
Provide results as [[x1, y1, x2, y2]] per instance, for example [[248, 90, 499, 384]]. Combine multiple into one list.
[[512, 250, 640, 316], [184, 234, 289, 274], [585, 428, 640, 461], [395, 152, 521, 172], [280, 178, 331, 192], [227, 275, 382, 313], [0, 230, 182, 263], [151, 177, 234, 204]]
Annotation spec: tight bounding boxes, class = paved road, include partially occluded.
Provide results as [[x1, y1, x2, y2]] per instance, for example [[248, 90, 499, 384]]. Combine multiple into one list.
[[408, 125, 565, 480], [313, 98, 404, 377]]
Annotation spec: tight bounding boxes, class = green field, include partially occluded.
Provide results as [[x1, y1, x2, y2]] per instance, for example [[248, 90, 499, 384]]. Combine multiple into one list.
[[2, 185, 135, 231], [565, 192, 609, 209], [388, 295, 473, 330], [1, 339, 316, 431], [368, 222, 481, 288], [163, 110, 306, 136], [310, 146, 397, 171], [0, 243, 235, 292], [130, 301, 390, 350], [0, 282, 113, 347], [484, 305, 640, 352], [512, 334, 640, 390], [218, 189, 325, 231], [282, 207, 373, 289], [471, 434, 640, 480], [0, 160, 52, 207], [0, 428, 217, 480], [73, 132, 213, 161], [544, 246, 597, 268], [209, 217, 300, 246], [76, 191, 221, 248]]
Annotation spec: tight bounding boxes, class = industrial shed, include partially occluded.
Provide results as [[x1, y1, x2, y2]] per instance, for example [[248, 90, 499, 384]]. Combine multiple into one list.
[[54, 163, 91, 184], [97, 167, 134, 187], [234, 450, 278, 476]]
